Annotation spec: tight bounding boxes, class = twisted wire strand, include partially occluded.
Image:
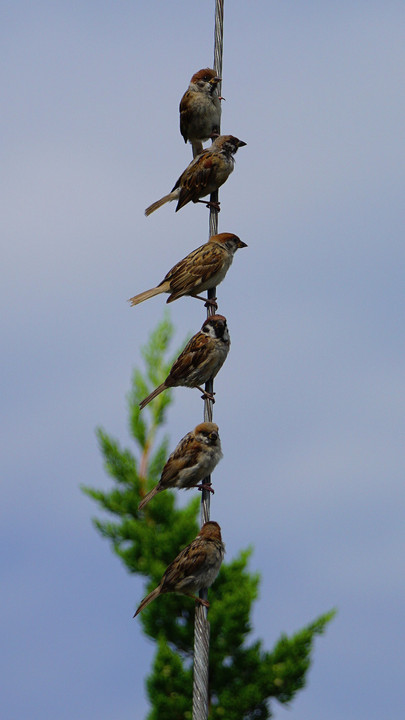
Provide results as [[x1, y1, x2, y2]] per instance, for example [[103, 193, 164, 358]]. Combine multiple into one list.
[[192, 604, 211, 720], [201, 0, 224, 522], [192, 3, 225, 719]]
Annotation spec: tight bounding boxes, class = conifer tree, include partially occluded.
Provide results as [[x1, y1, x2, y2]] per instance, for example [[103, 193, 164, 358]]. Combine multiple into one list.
[[82, 314, 335, 719]]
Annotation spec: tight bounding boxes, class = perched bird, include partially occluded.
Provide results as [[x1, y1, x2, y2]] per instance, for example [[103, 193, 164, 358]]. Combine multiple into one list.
[[134, 521, 225, 615], [128, 232, 247, 307], [138, 422, 222, 510], [139, 314, 230, 410], [180, 68, 222, 157], [144, 135, 246, 216]]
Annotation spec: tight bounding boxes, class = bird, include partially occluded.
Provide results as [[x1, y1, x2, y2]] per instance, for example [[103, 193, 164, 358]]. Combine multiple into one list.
[[128, 233, 247, 307], [133, 521, 225, 616], [139, 314, 230, 410], [138, 422, 223, 510], [179, 68, 222, 157], [144, 135, 247, 216]]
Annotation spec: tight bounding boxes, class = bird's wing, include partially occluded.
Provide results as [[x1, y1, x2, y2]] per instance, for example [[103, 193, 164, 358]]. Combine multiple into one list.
[[179, 91, 193, 142], [166, 244, 224, 301], [162, 537, 207, 591], [160, 434, 200, 485], [167, 332, 209, 384], [176, 153, 216, 209]]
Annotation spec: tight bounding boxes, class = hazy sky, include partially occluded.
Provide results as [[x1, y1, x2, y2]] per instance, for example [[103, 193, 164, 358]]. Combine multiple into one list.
[[2, 2, 405, 719]]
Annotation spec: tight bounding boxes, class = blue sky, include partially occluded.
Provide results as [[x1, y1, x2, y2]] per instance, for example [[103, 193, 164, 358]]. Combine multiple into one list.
[[2, 2, 405, 718]]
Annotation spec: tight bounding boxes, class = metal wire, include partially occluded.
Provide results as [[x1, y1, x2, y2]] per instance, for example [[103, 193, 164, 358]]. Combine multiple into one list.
[[209, 0, 224, 242], [192, 604, 211, 720], [192, 2, 225, 719], [201, 0, 224, 524]]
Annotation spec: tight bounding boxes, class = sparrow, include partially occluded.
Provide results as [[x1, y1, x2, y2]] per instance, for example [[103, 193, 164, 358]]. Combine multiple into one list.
[[144, 135, 247, 216], [128, 233, 247, 307], [134, 521, 225, 615], [138, 422, 223, 510], [139, 314, 230, 410], [180, 68, 222, 157]]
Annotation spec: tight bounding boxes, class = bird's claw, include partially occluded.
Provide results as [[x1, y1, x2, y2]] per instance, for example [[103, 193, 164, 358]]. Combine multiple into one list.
[[205, 201, 220, 212], [204, 297, 218, 310], [197, 482, 215, 495], [201, 391, 215, 402], [196, 598, 210, 608]]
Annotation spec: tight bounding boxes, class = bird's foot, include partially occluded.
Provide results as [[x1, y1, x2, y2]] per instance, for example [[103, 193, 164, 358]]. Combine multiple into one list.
[[205, 200, 220, 212], [199, 390, 216, 402], [204, 297, 218, 310], [195, 482, 215, 495], [191, 294, 217, 310], [195, 199, 221, 212], [196, 597, 210, 608]]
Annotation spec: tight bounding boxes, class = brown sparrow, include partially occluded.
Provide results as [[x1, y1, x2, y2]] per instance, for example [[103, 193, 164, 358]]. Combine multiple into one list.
[[138, 422, 222, 510], [144, 135, 246, 216], [180, 68, 222, 157], [134, 521, 225, 615], [128, 233, 247, 307], [139, 314, 230, 410]]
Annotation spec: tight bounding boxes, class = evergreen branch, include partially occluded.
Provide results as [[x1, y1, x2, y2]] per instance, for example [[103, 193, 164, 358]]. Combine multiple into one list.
[[81, 316, 337, 719]]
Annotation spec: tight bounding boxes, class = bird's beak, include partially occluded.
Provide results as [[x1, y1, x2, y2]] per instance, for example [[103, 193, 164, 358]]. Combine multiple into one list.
[[209, 432, 218, 442], [210, 76, 221, 85], [238, 240, 248, 248], [237, 140, 247, 147]]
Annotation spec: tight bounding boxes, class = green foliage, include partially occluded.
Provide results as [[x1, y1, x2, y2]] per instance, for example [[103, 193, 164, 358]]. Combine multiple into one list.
[[82, 315, 335, 719], [208, 609, 336, 720], [146, 637, 193, 720]]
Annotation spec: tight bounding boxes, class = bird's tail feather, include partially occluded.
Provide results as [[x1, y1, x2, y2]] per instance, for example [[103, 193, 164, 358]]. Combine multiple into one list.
[[145, 193, 175, 216], [138, 485, 161, 510], [192, 141, 203, 158], [139, 383, 166, 410], [128, 285, 167, 306], [133, 586, 161, 617]]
